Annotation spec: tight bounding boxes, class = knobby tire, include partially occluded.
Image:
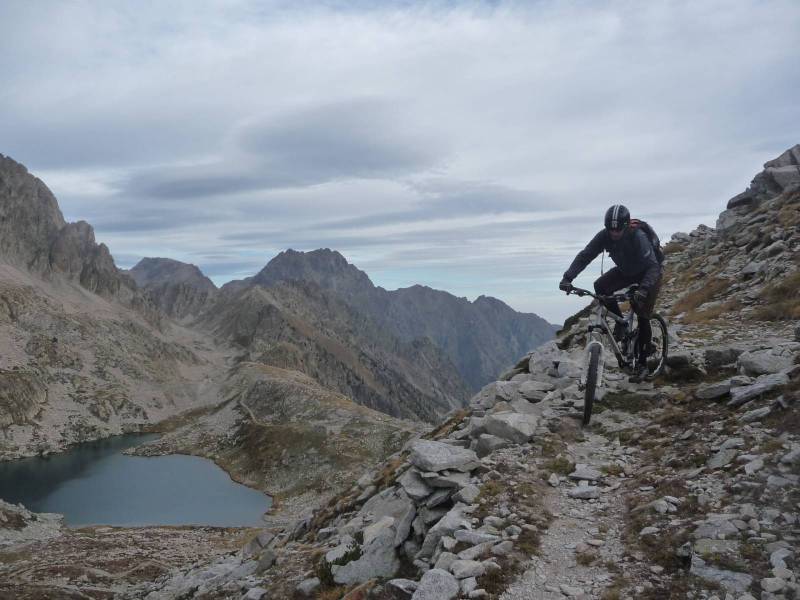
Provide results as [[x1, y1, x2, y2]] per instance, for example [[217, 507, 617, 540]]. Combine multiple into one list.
[[583, 344, 601, 426]]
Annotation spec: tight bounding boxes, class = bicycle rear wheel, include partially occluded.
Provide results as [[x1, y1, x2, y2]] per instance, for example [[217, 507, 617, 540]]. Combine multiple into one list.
[[631, 312, 669, 378], [583, 344, 601, 426], [646, 313, 668, 377]]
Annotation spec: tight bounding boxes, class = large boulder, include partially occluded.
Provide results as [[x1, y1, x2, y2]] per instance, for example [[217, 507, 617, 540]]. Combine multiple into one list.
[[332, 523, 400, 585], [409, 440, 480, 473], [728, 372, 789, 407], [737, 347, 796, 376], [483, 412, 538, 444], [411, 568, 459, 600], [418, 504, 471, 558]]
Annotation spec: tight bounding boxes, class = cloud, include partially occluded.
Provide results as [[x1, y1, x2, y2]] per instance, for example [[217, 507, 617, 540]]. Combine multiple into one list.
[[1, 0, 799, 322]]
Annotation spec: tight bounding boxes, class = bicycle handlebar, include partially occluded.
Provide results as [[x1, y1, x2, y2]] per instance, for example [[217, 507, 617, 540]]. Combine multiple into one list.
[[564, 285, 634, 304]]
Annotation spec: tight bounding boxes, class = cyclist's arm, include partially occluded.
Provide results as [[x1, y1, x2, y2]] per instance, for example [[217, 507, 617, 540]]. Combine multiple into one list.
[[634, 229, 661, 291], [563, 231, 605, 282]]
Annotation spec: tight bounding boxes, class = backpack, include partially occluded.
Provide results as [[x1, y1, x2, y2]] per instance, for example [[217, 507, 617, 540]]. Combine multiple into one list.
[[630, 219, 665, 263]]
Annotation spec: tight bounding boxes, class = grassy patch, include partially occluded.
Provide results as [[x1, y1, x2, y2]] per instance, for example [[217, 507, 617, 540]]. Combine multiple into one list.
[[672, 278, 730, 315], [682, 298, 741, 324], [601, 391, 654, 414], [544, 455, 575, 476], [753, 271, 800, 321], [601, 463, 624, 476]]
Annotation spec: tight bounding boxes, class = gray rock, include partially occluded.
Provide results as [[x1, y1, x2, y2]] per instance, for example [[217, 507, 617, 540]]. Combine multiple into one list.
[[434, 551, 458, 572], [780, 448, 800, 465], [450, 559, 485, 579], [694, 539, 739, 555], [738, 406, 771, 423], [738, 348, 794, 376], [398, 469, 433, 501], [568, 485, 600, 499], [412, 568, 460, 600], [418, 505, 471, 558], [332, 527, 400, 585], [692, 519, 738, 540], [691, 556, 753, 594], [492, 541, 514, 556], [386, 579, 418, 600], [728, 372, 789, 407], [761, 577, 786, 593], [409, 440, 480, 473], [421, 471, 470, 489], [256, 550, 276, 572], [295, 578, 321, 597], [454, 530, 501, 545], [243, 587, 267, 600], [518, 380, 555, 401], [482, 412, 538, 444], [453, 484, 480, 504], [568, 464, 602, 481], [707, 449, 738, 469], [695, 381, 732, 400], [704, 346, 744, 368], [475, 434, 510, 458], [425, 488, 453, 508]]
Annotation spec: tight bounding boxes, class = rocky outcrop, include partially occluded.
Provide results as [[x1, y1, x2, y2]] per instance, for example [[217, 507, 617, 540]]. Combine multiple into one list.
[[247, 248, 555, 391], [129, 257, 218, 320], [0, 155, 151, 314], [0, 369, 46, 427], [725, 144, 800, 210]]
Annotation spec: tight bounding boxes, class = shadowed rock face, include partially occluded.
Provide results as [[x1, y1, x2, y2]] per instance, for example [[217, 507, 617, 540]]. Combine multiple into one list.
[[202, 279, 469, 422], [129, 257, 217, 320], [248, 248, 555, 390]]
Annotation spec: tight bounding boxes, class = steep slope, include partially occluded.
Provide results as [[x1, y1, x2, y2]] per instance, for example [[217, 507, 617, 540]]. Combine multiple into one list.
[[201, 279, 469, 422], [0, 154, 157, 321], [251, 248, 555, 390], [0, 156, 230, 458], [129, 257, 218, 320]]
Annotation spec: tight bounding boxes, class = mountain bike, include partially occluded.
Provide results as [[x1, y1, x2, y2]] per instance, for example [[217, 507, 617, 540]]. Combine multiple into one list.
[[564, 285, 668, 425]]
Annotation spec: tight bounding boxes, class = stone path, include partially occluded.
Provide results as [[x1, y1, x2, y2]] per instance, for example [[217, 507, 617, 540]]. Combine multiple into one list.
[[502, 431, 632, 600]]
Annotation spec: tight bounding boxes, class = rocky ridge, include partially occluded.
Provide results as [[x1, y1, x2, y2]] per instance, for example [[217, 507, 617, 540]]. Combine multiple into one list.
[[129, 257, 218, 321], [248, 248, 556, 391], [115, 145, 800, 600]]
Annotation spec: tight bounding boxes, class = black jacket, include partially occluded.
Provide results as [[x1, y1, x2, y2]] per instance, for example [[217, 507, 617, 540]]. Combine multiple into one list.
[[563, 228, 662, 291]]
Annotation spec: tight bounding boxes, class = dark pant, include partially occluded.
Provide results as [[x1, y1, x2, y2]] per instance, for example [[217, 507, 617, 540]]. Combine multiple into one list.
[[594, 267, 662, 361]]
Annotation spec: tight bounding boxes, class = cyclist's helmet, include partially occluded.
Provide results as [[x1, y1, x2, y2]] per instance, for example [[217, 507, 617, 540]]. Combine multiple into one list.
[[604, 204, 630, 231]]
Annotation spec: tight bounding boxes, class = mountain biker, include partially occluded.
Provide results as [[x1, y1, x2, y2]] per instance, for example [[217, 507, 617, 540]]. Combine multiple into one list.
[[559, 205, 663, 382]]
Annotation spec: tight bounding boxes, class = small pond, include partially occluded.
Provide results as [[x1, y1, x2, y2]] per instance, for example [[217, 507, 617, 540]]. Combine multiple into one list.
[[0, 434, 270, 527]]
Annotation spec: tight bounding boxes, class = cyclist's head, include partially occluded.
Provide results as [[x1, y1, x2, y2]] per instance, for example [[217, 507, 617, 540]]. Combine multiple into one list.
[[604, 204, 630, 240]]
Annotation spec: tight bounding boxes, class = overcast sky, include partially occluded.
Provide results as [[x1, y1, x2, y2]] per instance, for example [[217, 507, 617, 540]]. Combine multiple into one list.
[[1, 1, 798, 323]]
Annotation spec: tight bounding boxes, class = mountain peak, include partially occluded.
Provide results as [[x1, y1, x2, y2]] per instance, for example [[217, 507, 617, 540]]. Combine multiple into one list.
[[252, 248, 375, 294], [129, 257, 216, 291]]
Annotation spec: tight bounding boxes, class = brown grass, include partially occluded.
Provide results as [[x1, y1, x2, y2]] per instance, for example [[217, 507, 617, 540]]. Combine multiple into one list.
[[672, 278, 729, 315], [662, 241, 685, 256], [753, 271, 800, 321], [682, 299, 741, 324]]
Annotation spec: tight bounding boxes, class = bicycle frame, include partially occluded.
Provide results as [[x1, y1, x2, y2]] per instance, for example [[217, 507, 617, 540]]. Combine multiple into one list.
[[570, 287, 639, 389]]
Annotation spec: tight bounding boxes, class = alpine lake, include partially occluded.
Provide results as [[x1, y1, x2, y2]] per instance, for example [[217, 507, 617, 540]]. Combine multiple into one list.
[[0, 434, 270, 527]]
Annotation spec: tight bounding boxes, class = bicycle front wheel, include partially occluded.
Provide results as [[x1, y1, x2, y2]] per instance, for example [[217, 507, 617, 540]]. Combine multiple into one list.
[[583, 344, 601, 426]]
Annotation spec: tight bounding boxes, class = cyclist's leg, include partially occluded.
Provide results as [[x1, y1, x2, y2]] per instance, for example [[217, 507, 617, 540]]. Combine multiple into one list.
[[634, 273, 663, 360], [596, 269, 641, 317], [594, 268, 630, 318]]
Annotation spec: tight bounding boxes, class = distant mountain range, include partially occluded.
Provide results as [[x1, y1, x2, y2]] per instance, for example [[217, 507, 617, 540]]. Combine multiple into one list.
[[133, 249, 555, 396], [0, 152, 554, 461]]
